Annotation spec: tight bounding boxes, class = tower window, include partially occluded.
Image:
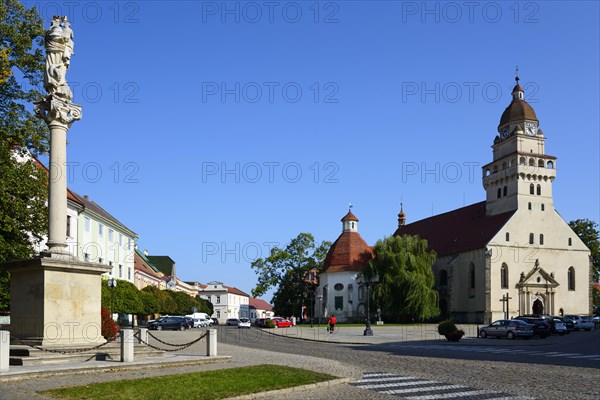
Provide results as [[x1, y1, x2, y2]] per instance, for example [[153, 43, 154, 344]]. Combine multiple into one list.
[[539, 234, 544, 245], [528, 202, 532, 210], [529, 233, 534, 244], [505, 232, 510, 242], [568, 267, 575, 291], [547, 161, 554, 169], [529, 158, 535, 166], [500, 263, 508, 289], [519, 157, 526, 165], [485, 169, 491, 177], [537, 184, 541, 195], [541, 204, 545, 211], [538, 159, 544, 167], [493, 165, 498, 173], [502, 162, 507, 170], [497, 188, 501, 199], [503, 186, 507, 196], [568, 238, 572, 246], [530, 184, 535, 194]]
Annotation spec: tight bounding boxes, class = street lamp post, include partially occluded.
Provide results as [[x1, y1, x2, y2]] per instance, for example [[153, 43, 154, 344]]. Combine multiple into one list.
[[358, 273, 379, 336], [310, 285, 315, 328], [107, 278, 117, 317], [316, 293, 323, 329]]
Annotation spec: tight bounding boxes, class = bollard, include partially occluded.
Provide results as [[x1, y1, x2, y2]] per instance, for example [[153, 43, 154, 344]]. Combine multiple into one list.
[[120, 328, 134, 363], [0, 330, 9, 373], [138, 328, 148, 345], [206, 329, 217, 357]]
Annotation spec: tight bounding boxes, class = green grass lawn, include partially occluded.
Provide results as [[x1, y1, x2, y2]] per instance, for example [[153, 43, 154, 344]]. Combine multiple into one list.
[[42, 365, 336, 400]]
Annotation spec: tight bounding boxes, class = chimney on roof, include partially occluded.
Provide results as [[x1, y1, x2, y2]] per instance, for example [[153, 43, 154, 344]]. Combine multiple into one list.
[[143, 249, 148, 256], [83, 195, 89, 200]]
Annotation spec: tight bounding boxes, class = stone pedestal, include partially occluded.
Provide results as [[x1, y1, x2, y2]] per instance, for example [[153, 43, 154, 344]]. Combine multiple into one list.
[[0, 255, 110, 346], [120, 329, 134, 362]]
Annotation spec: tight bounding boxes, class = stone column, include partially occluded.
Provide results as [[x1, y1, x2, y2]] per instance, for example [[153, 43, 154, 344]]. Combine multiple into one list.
[[0, 330, 9, 373], [47, 120, 69, 254], [121, 329, 134, 362], [207, 329, 217, 357]]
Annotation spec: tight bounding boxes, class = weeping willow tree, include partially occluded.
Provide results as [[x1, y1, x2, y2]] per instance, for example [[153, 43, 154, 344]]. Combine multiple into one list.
[[365, 235, 439, 322]]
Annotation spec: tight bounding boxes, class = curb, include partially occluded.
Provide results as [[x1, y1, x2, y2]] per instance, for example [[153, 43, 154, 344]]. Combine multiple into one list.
[[224, 377, 351, 399], [0, 356, 231, 382]]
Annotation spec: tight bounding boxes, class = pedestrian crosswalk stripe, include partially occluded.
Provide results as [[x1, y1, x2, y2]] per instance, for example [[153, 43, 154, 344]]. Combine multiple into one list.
[[352, 373, 533, 399]]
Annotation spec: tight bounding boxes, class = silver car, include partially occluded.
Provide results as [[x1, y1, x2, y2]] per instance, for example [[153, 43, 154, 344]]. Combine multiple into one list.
[[479, 319, 534, 339], [565, 315, 594, 331]]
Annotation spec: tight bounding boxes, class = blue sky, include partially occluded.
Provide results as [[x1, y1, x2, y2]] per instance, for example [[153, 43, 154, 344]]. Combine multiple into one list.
[[26, 1, 599, 302]]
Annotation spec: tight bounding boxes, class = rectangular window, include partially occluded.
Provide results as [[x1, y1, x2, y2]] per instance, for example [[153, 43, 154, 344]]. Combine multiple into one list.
[[216, 310, 221, 318], [127, 267, 131, 280], [84, 217, 90, 232], [119, 234, 123, 246], [216, 295, 221, 304], [334, 296, 343, 310], [119, 264, 122, 278], [108, 229, 114, 242], [84, 253, 90, 262], [66, 216, 71, 237], [98, 223, 104, 238], [128, 238, 131, 250]]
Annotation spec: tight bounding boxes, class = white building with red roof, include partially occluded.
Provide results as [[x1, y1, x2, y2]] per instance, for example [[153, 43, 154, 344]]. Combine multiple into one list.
[[198, 281, 250, 320], [249, 297, 274, 320]]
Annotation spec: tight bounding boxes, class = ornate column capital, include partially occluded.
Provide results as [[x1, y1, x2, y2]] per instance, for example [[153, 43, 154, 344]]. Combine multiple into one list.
[[35, 94, 82, 127]]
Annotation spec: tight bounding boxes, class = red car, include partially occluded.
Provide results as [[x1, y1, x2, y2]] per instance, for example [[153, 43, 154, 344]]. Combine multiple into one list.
[[272, 317, 293, 328]]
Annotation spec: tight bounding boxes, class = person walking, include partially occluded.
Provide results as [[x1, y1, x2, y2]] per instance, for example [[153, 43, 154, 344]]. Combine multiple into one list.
[[328, 315, 337, 333]]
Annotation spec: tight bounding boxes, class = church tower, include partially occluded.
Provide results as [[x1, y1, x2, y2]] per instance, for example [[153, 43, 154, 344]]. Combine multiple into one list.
[[482, 73, 557, 216]]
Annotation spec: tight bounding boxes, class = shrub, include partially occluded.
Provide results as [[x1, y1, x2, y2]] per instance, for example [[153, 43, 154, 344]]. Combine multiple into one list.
[[101, 306, 118, 340], [264, 319, 276, 329], [437, 319, 458, 336]]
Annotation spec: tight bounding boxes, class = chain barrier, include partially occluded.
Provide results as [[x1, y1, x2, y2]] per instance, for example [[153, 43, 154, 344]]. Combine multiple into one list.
[[146, 330, 207, 348], [137, 331, 208, 352], [9, 333, 120, 354]]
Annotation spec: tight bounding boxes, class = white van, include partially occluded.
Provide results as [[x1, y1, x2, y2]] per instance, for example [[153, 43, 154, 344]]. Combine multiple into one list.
[[186, 313, 213, 326]]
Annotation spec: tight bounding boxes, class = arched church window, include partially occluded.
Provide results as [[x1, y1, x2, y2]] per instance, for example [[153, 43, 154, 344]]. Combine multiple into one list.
[[530, 184, 535, 194], [439, 270, 448, 286], [539, 234, 544, 245], [485, 169, 491, 177], [529, 158, 535, 166], [469, 263, 475, 289], [505, 232, 510, 242], [529, 233, 534, 244], [351, 222, 355, 229], [500, 263, 508, 289], [503, 186, 507, 196], [538, 159, 544, 167], [547, 161, 554, 169], [497, 188, 501, 199], [537, 184, 541, 195], [519, 157, 526, 165], [568, 267, 575, 291]]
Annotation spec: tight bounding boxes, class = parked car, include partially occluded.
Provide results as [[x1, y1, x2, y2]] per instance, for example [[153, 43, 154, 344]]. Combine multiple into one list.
[[226, 318, 240, 326], [238, 318, 251, 329], [552, 318, 568, 335], [198, 318, 213, 327], [211, 318, 220, 326], [255, 318, 266, 327], [555, 316, 574, 333], [147, 316, 188, 331], [271, 317, 293, 328], [479, 320, 534, 339], [565, 315, 594, 331], [514, 316, 551, 338], [523, 314, 563, 335]]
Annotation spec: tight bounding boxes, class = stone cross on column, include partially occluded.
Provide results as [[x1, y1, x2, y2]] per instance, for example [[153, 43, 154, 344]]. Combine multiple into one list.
[[34, 16, 82, 256]]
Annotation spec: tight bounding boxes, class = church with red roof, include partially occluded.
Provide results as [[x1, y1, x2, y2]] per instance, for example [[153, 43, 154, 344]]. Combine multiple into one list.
[[318, 76, 592, 324]]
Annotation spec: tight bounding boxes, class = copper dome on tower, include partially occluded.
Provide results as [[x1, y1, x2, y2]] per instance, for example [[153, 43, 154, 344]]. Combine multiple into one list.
[[497, 80, 538, 130]]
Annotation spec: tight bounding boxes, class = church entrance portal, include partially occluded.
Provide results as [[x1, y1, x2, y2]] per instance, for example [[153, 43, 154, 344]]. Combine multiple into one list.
[[532, 299, 544, 315]]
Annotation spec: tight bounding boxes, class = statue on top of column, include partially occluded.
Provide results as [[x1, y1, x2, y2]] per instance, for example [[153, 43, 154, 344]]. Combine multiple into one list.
[[43, 16, 74, 100]]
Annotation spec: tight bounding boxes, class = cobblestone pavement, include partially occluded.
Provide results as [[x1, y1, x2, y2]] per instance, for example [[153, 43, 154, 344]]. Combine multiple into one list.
[[1, 328, 599, 400]]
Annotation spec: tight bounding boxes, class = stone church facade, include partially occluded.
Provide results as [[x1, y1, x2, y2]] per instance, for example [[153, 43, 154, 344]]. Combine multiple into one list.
[[319, 77, 592, 324]]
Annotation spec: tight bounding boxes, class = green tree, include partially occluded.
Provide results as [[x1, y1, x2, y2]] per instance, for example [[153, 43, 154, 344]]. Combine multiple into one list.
[[569, 219, 600, 282], [251, 233, 330, 317], [366, 235, 439, 322], [139, 289, 159, 317], [101, 279, 144, 315], [0, 1, 48, 312], [142, 286, 177, 315]]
